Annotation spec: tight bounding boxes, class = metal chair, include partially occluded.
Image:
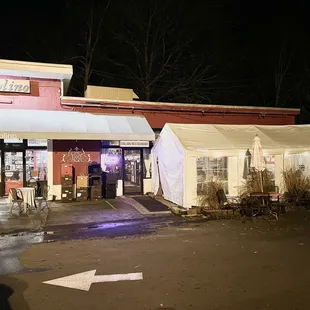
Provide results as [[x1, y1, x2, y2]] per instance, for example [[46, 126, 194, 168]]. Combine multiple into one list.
[[216, 188, 242, 215], [9, 188, 24, 215], [34, 185, 49, 212], [248, 192, 278, 220], [27, 177, 38, 196]]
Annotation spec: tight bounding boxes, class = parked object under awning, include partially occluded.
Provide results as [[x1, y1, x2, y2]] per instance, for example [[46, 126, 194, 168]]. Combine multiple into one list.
[[0, 109, 155, 140]]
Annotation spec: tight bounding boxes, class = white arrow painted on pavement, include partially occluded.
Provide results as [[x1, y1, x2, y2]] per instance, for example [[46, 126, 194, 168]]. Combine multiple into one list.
[[43, 270, 143, 291]]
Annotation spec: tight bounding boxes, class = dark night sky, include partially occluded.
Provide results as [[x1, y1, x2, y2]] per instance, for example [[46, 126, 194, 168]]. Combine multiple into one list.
[[1, 0, 310, 117]]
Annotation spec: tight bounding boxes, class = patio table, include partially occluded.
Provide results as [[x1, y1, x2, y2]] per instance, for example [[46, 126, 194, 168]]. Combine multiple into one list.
[[17, 187, 36, 214], [247, 192, 278, 220]]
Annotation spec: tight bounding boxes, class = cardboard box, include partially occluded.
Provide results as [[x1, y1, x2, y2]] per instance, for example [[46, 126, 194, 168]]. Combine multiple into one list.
[[61, 176, 73, 186], [76, 187, 89, 201], [61, 186, 74, 201], [77, 176, 88, 188], [61, 164, 73, 176]]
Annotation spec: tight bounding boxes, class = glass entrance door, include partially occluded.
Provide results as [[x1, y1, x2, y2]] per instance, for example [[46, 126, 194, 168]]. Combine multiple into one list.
[[123, 149, 143, 194], [4, 151, 24, 195]]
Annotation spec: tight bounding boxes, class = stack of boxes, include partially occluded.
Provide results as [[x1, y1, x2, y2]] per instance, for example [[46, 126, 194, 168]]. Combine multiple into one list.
[[61, 163, 74, 201], [76, 175, 89, 201], [88, 163, 102, 200]]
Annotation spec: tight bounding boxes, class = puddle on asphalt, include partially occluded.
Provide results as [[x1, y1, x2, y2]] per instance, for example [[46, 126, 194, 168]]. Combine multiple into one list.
[[0, 232, 45, 275]]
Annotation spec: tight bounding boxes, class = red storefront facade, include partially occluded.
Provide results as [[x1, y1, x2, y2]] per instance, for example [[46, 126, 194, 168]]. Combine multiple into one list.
[[0, 59, 300, 199]]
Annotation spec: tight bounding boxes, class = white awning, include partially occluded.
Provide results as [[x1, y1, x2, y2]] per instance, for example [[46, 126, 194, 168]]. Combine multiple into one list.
[[0, 109, 155, 141]]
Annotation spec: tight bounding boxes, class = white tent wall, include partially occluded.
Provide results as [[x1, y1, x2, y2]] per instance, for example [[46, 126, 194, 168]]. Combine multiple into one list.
[[275, 155, 284, 192], [152, 150, 159, 196], [152, 124, 310, 209], [228, 157, 239, 196], [152, 126, 185, 206], [183, 151, 198, 209]]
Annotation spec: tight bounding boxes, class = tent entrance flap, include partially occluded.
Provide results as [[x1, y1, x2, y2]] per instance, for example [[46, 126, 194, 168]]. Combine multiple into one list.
[[0, 109, 155, 141]]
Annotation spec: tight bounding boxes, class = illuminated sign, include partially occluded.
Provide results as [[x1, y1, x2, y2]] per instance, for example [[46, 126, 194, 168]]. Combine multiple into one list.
[[0, 79, 30, 93], [120, 141, 149, 148], [104, 156, 119, 164]]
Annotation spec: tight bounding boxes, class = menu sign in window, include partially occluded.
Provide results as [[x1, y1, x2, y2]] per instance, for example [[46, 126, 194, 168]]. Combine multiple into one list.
[[27, 139, 48, 147]]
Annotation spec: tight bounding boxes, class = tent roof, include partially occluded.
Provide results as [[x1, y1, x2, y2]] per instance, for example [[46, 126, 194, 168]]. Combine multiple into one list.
[[164, 123, 310, 155]]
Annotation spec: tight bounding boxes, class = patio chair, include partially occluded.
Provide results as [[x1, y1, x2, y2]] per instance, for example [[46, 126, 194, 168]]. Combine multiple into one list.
[[9, 188, 24, 215], [34, 185, 50, 212], [216, 188, 241, 215], [27, 178, 38, 196]]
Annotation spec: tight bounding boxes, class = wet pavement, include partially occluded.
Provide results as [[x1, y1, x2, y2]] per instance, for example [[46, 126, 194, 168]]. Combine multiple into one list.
[[0, 232, 45, 275], [43, 214, 204, 242], [2, 210, 310, 309], [0, 198, 49, 235]]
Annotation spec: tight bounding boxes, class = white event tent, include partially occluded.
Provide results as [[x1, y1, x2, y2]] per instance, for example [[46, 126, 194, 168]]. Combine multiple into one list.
[[152, 123, 310, 209]]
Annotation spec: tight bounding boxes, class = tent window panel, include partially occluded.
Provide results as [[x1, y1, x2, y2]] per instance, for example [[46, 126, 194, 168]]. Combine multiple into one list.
[[290, 154, 310, 177], [197, 157, 228, 194], [265, 155, 276, 181]]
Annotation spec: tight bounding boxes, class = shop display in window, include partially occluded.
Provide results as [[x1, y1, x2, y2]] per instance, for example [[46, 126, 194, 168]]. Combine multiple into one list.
[[4, 151, 24, 195], [101, 148, 123, 180], [26, 150, 48, 181]]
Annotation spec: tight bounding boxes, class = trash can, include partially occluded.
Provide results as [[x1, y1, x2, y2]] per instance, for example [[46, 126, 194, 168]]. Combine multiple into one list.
[[102, 172, 117, 199]]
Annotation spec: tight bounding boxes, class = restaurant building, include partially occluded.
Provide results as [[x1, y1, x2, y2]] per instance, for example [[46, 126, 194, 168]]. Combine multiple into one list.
[[0, 59, 300, 200]]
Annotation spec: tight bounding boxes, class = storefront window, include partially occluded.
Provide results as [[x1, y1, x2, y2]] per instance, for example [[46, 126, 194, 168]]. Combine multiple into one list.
[[101, 148, 123, 180], [197, 157, 228, 194], [4, 151, 24, 195], [143, 148, 152, 178], [25, 150, 48, 181]]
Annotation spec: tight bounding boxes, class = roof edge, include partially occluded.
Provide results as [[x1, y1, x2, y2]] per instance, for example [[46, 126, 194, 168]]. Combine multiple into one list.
[[62, 96, 300, 114]]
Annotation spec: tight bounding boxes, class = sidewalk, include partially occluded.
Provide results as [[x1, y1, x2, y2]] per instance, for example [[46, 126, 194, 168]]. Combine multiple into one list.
[[0, 196, 175, 235], [44, 196, 173, 233], [0, 198, 49, 235]]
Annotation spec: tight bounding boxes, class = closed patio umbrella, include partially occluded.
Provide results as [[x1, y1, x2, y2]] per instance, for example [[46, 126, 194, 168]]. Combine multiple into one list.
[[250, 134, 266, 192], [243, 149, 252, 179]]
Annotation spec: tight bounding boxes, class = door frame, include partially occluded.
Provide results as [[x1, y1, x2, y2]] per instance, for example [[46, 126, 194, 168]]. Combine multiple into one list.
[[122, 148, 144, 195]]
